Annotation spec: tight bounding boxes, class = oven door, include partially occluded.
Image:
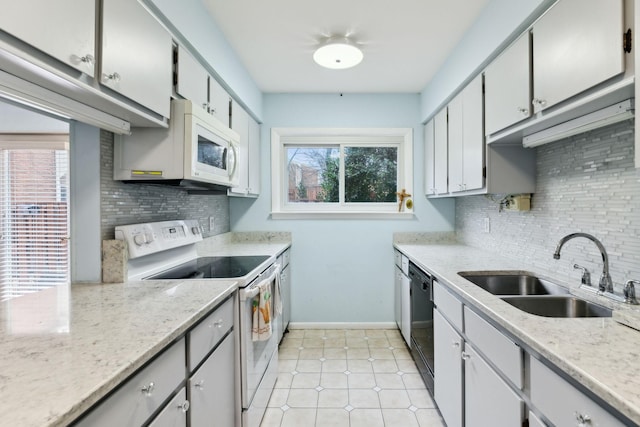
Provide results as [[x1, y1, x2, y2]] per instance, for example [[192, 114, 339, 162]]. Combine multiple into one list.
[[239, 264, 281, 409]]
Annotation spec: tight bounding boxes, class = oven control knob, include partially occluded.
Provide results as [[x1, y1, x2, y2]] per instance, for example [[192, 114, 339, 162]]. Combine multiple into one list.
[[133, 234, 146, 246], [191, 226, 200, 235], [145, 232, 154, 243]]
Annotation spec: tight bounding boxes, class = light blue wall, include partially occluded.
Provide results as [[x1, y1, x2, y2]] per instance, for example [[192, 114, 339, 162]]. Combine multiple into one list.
[[147, 0, 263, 120], [230, 94, 455, 323], [420, 0, 553, 121]]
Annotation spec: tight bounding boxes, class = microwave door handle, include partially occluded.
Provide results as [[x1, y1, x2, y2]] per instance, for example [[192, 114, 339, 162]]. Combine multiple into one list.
[[227, 142, 238, 178]]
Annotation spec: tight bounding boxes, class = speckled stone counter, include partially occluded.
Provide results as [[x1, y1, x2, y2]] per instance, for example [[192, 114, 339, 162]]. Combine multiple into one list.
[[394, 242, 640, 425]]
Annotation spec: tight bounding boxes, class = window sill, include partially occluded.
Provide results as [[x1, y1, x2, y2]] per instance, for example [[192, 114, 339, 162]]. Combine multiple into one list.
[[270, 211, 416, 220]]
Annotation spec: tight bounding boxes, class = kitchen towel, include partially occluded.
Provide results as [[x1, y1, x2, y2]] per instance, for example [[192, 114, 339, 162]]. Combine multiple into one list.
[[252, 279, 272, 341], [273, 264, 283, 317]]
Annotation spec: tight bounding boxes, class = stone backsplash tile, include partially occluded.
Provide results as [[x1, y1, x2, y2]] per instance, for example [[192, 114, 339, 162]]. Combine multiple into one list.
[[100, 131, 230, 240], [456, 119, 640, 291]]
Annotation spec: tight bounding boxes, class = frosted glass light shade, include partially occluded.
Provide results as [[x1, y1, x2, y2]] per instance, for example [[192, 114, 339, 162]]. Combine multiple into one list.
[[313, 37, 363, 70]]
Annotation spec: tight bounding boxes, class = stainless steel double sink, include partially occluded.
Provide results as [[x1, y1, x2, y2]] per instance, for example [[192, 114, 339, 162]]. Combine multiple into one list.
[[458, 272, 612, 318]]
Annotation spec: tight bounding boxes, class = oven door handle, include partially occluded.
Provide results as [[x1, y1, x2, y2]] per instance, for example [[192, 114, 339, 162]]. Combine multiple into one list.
[[239, 264, 281, 301]]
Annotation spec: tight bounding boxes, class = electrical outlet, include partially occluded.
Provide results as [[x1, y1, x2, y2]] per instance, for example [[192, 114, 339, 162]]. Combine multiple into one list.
[[484, 217, 490, 233], [209, 216, 215, 231]]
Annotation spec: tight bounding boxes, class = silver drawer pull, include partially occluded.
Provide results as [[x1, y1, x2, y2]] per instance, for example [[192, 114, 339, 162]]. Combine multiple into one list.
[[575, 411, 592, 426], [209, 319, 224, 329], [80, 54, 94, 65], [194, 380, 205, 390], [141, 382, 155, 396], [452, 341, 460, 348], [105, 72, 121, 82], [178, 400, 190, 413], [461, 352, 471, 360]]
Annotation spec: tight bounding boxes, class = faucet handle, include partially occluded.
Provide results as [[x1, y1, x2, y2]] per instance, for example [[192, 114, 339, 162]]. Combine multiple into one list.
[[624, 280, 640, 305], [573, 264, 592, 286]]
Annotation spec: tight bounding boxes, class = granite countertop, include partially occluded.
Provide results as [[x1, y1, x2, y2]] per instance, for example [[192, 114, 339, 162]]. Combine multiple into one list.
[[394, 242, 640, 425], [0, 232, 292, 427]]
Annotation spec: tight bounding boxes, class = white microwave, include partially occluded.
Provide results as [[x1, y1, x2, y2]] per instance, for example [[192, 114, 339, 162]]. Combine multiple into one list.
[[114, 99, 239, 190]]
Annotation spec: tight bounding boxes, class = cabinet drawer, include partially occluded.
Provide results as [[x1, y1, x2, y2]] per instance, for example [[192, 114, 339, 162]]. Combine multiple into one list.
[[528, 410, 546, 427], [434, 281, 463, 331], [76, 338, 185, 427], [400, 255, 409, 276], [464, 307, 522, 389], [530, 358, 625, 427], [279, 249, 290, 269], [188, 296, 234, 370], [394, 250, 402, 268], [148, 387, 188, 427]]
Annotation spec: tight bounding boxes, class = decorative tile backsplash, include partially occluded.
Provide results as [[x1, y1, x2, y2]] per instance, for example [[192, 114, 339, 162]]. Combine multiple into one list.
[[456, 120, 640, 291], [100, 131, 230, 240]]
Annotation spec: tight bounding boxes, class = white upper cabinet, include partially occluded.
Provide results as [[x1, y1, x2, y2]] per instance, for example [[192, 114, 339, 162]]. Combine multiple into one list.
[[424, 120, 436, 196], [484, 33, 531, 135], [448, 75, 484, 193], [0, 0, 95, 77], [229, 103, 261, 197], [101, 0, 172, 117], [175, 45, 209, 111], [209, 78, 231, 127], [247, 116, 261, 195], [532, 0, 624, 113], [433, 108, 448, 195]]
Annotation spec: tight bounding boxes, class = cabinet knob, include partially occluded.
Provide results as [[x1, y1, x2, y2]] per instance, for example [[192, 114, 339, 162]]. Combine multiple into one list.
[[105, 72, 121, 82], [178, 400, 190, 413], [575, 411, 592, 426], [461, 352, 471, 360], [517, 107, 528, 116], [210, 319, 224, 329], [532, 98, 546, 107], [202, 102, 210, 110], [194, 379, 205, 390], [452, 341, 460, 348], [80, 54, 94, 65], [141, 381, 155, 396]]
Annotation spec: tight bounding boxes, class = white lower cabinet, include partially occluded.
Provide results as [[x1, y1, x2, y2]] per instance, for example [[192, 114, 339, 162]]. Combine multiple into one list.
[[528, 411, 546, 427], [434, 309, 463, 427], [189, 332, 236, 427], [148, 388, 189, 427], [464, 343, 524, 427], [394, 252, 411, 346]]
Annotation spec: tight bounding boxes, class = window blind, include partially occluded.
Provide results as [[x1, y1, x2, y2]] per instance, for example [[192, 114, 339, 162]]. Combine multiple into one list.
[[0, 135, 69, 301]]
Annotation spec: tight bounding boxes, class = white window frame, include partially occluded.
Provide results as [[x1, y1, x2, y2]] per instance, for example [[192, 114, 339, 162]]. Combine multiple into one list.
[[271, 127, 413, 219]]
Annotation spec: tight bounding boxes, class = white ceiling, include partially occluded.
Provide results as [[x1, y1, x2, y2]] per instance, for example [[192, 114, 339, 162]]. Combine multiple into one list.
[[202, 0, 492, 94]]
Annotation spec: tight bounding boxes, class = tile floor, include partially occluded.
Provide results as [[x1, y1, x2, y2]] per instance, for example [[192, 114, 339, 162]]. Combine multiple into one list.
[[260, 329, 446, 427]]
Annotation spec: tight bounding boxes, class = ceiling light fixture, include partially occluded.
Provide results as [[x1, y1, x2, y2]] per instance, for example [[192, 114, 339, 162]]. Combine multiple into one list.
[[313, 36, 363, 70]]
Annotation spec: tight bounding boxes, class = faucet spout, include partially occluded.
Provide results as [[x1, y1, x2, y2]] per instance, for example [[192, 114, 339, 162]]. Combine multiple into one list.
[[553, 232, 613, 293]]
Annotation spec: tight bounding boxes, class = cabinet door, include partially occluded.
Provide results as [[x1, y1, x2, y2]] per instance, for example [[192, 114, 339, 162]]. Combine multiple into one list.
[[247, 116, 261, 195], [176, 46, 208, 110], [424, 120, 436, 196], [434, 309, 463, 427], [448, 94, 464, 192], [484, 33, 531, 135], [148, 388, 188, 427], [464, 344, 524, 427], [189, 332, 236, 427], [229, 103, 249, 195], [433, 108, 448, 195], [0, 0, 95, 77], [281, 264, 291, 330], [532, 0, 624, 113], [395, 267, 402, 329], [461, 75, 484, 191], [401, 272, 411, 346], [209, 77, 230, 127], [101, 0, 172, 117]]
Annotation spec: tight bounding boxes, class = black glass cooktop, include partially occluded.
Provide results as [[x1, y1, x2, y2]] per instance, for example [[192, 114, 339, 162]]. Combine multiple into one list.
[[148, 255, 270, 280]]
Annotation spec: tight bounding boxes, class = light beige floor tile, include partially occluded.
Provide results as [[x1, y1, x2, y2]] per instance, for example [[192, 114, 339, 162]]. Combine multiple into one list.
[[280, 337, 303, 348], [320, 372, 348, 389], [287, 389, 319, 407], [304, 329, 326, 338], [367, 337, 391, 348], [287, 329, 305, 338], [268, 388, 290, 407], [389, 337, 407, 347], [397, 359, 419, 373], [323, 337, 346, 348], [316, 408, 350, 427], [323, 348, 347, 359], [369, 348, 395, 359], [372, 359, 398, 373], [415, 409, 446, 427], [291, 373, 321, 388], [346, 348, 370, 359], [407, 389, 436, 409], [402, 373, 427, 389], [349, 409, 385, 427], [374, 373, 405, 389], [278, 359, 298, 373], [346, 337, 369, 348], [348, 373, 377, 389], [364, 329, 388, 337], [347, 359, 373, 373], [393, 347, 413, 359], [322, 359, 347, 373], [317, 389, 349, 408], [349, 389, 381, 408], [382, 408, 420, 426], [296, 359, 322, 373], [324, 329, 346, 338], [281, 408, 317, 427], [278, 348, 301, 359], [298, 348, 324, 360], [260, 408, 283, 427], [385, 329, 403, 339], [379, 389, 412, 408], [275, 372, 294, 388], [345, 329, 366, 337], [302, 338, 325, 348]]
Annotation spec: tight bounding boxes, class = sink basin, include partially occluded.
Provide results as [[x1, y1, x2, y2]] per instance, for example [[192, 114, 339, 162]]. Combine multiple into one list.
[[459, 272, 570, 296], [501, 295, 612, 318]]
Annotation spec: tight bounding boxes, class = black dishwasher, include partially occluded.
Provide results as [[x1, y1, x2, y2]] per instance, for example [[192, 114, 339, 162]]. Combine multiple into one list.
[[409, 262, 435, 396]]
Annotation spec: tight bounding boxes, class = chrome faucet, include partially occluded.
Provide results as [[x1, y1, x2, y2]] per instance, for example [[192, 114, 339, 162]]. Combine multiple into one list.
[[553, 233, 613, 293]]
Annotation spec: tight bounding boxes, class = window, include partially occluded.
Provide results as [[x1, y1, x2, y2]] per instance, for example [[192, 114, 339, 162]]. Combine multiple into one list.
[[272, 128, 413, 218], [0, 135, 70, 301]]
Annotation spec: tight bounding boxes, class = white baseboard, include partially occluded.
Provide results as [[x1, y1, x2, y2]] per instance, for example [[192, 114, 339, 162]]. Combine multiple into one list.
[[288, 322, 398, 330]]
